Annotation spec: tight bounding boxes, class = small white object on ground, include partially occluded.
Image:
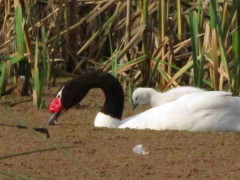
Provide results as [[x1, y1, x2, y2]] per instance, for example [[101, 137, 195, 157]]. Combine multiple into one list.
[[132, 144, 149, 155]]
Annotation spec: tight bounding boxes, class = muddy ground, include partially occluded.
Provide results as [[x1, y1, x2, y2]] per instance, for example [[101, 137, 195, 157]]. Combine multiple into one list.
[[1, 83, 240, 180]]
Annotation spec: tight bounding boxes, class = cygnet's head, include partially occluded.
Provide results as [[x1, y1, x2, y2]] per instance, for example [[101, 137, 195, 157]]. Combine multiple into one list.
[[132, 88, 156, 109]]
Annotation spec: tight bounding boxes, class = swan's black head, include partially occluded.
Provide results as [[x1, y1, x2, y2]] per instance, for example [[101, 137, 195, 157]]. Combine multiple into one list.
[[48, 70, 124, 125]]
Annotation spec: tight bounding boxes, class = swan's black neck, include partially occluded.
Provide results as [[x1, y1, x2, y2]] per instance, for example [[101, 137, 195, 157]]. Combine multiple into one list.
[[60, 70, 124, 119]]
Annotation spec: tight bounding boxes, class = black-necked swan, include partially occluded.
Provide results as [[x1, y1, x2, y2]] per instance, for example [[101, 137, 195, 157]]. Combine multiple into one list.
[[132, 87, 204, 108], [48, 70, 240, 131]]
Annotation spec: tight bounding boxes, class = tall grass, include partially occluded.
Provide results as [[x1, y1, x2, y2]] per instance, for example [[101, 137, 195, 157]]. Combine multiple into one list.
[[1, 0, 240, 104]]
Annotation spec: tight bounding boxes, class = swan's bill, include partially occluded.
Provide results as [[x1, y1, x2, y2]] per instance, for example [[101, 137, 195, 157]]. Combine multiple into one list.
[[48, 113, 59, 125]]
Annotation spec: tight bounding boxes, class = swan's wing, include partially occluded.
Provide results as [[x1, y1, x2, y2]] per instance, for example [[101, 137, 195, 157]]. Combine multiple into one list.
[[175, 91, 232, 111], [151, 86, 205, 107], [120, 91, 240, 131]]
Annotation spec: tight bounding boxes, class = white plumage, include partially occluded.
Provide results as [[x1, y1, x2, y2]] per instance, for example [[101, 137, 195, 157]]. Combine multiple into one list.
[[132, 86, 204, 107], [96, 91, 240, 131]]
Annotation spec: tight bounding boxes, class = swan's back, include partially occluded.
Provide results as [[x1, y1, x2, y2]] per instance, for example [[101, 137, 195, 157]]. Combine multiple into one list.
[[150, 86, 204, 107], [120, 91, 240, 131]]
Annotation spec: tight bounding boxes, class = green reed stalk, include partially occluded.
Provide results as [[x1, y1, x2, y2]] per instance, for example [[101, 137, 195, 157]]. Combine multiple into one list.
[[41, 26, 50, 84], [14, 0, 24, 56], [0, 62, 7, 98], [14, 0, 32, 97], [232, 10, 240, 95], [33, 38, 43, 108], [14, 0, 26, 78], [188, 11, 199, 86], [221, 1, 228, 31], [177, 0, 182, 41]]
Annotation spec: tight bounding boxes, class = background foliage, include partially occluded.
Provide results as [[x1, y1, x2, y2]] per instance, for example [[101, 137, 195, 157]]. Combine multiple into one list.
[[0, 0, 240, 107]]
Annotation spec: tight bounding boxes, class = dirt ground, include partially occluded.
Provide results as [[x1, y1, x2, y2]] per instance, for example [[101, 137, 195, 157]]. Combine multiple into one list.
[[1, 83, 240, 180]]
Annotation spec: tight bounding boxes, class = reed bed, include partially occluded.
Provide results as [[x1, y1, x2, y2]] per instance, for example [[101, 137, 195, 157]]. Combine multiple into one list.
[[0, 0, 240, 106]]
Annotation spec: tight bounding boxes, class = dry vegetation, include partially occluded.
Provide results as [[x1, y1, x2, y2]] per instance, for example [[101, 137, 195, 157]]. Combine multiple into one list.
[[0, 0, 240, 107]]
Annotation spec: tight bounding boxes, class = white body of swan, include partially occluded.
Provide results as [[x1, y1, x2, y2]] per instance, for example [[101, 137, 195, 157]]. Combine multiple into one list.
[[132, 86, 204, 107], [95, 91, 240, 131]]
